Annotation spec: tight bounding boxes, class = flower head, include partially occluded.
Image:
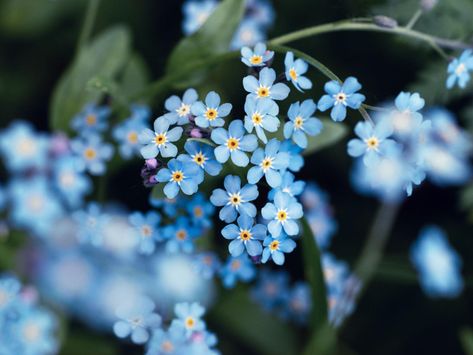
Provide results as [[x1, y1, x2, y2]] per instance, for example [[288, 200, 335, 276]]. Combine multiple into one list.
[[222, 214, 266, 257], [71, 103, 110, 134], [261, 234, 296, 265], [53, 156, 92, 208], [220, 255, 256, 288], [268, 171, 306, 200], [184, 141, 222, 176], [284, 99, 323, 148], [446, 50, 473, 89], [261, 191, 303, 237], [162, 216, 200, 254], [231, 18, 265, 49], [70, 134, 114, 176], [139, 116, 183, 159], [389, 91, 425, 137], [241, 42, 274, 67], [191, 91, 232, 128], [113, 108, 149, 159], [284, 52, 312, 91], [243, 67, 290, 101], [244, 96, 280, 143], [171, 302, 206, 337], [129, 211, 162, 255], [164, 88, 199, 125]]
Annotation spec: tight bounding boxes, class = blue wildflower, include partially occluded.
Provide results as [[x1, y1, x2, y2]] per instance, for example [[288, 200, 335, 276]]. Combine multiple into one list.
[[113, 296, 162, 344], [146, 326, 186, 355], [222, 214, 266, 257], [210, 175, 259, 223], [243, 67, 290, 101], [279, 140, 304, 172], [183, 141, 222, 176], [72, 202, 109, 246], [241, 42, 274, 67], [231, 18, 265, 49], [284, 99, 323, 148], [155, 156, 204, 199], [139, 116, 183, 159], [71, 103, 110, 134], [53, 156, 92, 208], [211, 120, 258, 167], [164, 88, 199, 125], [0, 276, 21, 312], [283, 282, 312, 325], [347, 120, 397, 166], [244, 96, 280, 143], [129, 211, 162, 255], [220, 255, 256, 288], [261, 191, 303, 237], [247, 139, 290, 188], [389, 91, 425, 137], [261, 233, 296, 265], [70, 134, 114, 176], [246, 0, 275, 28], [191, 91, 232, 128], [307, 210, 337, 250], [162, 216, 199, 253], [268, 171, 306, 200], [250, 269, 290, 311], [113, 114, 148, 159], [446, 50, 473, 89], [317, 77, 366, 122], [171, 302, 206, 337], [185, 193, 214, 228], [284, 52, 312, 91], [194, 252, 221, 279], [182, 0, 217, 35]]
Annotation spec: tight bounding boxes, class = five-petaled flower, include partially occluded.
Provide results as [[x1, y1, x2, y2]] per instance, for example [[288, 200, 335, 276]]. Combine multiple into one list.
[[261, 234, 297, 265], [244, 96, 280, 143], [171, 302, 206, 338], [184, 141, 222, 176], [284, 99, 323, 148], [446, 50, 473, 89], [164, 88, 199, 125], [284, 52, 312, 92], [222, 214, 267, 257], [241, 42, 274, 67], [243, 67, 290, 101], [191, 91, 232, 128], [262, 191, 303, 237], [139, 116, 183, 159]]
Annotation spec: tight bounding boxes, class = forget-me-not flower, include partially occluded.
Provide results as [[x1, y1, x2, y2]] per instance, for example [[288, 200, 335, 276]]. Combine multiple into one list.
[[284, 52, 312, 91], [53, 156, 91, 208], [139, 116, 183, 159], [243, 67, 290, 101], [241, 42, 274, 67], [222, 214, 266, 257], [284, 99, 323, 148], [129, 211, 162, 255], [182, 0, 217, 35], [164, 88, 199, 125], [261, 234, 296, 265], [231, 18, 265, 49], [262, 191, 303, 237], [70, 134, 114, 176], [268, 171, 306, 200], [171, 302, 206, 337], [244, 96, 280, 143], [389, 91, 425, 137], [71, 103, 110, 134], [220, 255, 256, 288], [162, 216, 199, 254], [155, 157, 204, 199], [113, 115, 148, 159], [184, 140, 222, 176], [191, 91, 232, 128], [446, 50, 473, 89]]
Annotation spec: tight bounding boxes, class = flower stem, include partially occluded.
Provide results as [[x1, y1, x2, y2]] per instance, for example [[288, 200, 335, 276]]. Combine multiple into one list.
[[75, 0, 101, 55], [406, 9, 423, 30]]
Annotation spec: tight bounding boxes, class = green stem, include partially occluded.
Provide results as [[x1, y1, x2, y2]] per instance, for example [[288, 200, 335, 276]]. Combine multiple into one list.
[[406, 9, 423, 30], [75, 0, 101, 55]]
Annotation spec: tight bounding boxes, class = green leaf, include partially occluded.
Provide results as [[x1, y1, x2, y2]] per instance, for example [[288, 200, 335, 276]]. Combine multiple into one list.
[[188, 137, 216, 147], [303, 118, 348, 156], [460, 327, 473, 355], [165, 0, 245, 87], [120, 53, 151, 100], [208, 288, 300, 355], [49, 25, 131, 132], [60, 329, 117, 355]]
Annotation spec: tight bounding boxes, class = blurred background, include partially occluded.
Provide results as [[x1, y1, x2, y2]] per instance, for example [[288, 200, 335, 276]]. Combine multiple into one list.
[[1, 0, 473, 354]]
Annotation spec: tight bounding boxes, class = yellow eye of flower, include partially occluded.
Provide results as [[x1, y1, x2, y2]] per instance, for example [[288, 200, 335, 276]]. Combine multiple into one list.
[[260, 157, 273, 172], [269, 240, 280, 251], [231, 259, 241, 270], [229, 193, 241, 206], [83, 148, 96, 160], [226, 137, 240, 151], [365, 136, 379, 150], [252, 113, 263, 125], [289, 68, 298, 81], [171, 170, 184, 183], [154, 133, 167, 145], [205, 108, 218, 120], [250, 55, 263, 65], [257, 86, 270, 98], [185, 316, 195, 328], [294, 116, 304, 129], [141, 225, 152, 237], [127, 131, 138, 144], [193, 152, 206, 166], [276, 210, 287, 222], [194, 206, 203, 217], [335, 93, 347, 103], [239, 229, 252, 241], [176, 229, 187, 240], [18, 138, 35, 155], [176, 103, 190, 117], [456, 63, 466, 75], [85, 114, 97, 126], [161, 341, 174, 353]]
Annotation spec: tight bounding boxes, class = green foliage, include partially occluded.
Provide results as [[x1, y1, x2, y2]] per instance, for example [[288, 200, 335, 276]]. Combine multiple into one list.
[[119, 53, 151, 100], [460, 327, 473, 355], [50, 26, 131, 132], [59, 329, 117, 355], [304, 118, 348, 156]]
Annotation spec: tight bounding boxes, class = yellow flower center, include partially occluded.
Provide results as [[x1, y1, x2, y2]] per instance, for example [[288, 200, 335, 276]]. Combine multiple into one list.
[[171, 170, 184, 183], [86, 114, 97, 126], [456, 63, 466, 75], [127, 131, 138, 144], [289, 68, 298, 81], [276, 210, 288, 222], [18, 138, 35, 155], [252, 112, 263, 125], [60, 172, 75, 187], [257, 86, 270, 98], [194, 206, 203, 217], [83, 148, 96, 160], [176, 103, 190, 117], [229, 193, 241, 206], [239, 229, 252, 241], [154, 133, 167, 146], [192, 152, 206, 166], [250, 55, 263, 65], [205, 108, 218, 121], [161, 341, 174, 353], [226, 137, 240, 151], [365, 136, 379, 150], [269, 240, 280, 251], [23, 323, 40, 342], [335, 92, 347, 104], [185, 316, 195, 328], [176, 229, 187, 240], [294, 116, 304, 129], [231, 259, 241, 270], [141, 225, 152, 237], [260, 157, 273, 172]]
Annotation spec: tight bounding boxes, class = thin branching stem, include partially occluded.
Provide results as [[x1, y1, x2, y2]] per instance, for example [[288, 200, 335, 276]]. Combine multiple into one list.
[[76, 0, 101, 55]]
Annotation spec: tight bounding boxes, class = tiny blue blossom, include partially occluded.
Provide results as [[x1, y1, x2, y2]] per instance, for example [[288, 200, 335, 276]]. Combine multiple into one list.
[[171, 302, 206, 337], [220, 255, 256, 288], [72, 202, 109, 246], [241, 42, 274, 67], [70, 134, 114, 176], [446, 50, 473, 89], [129, 211, 162, 255], [164, 88, 199, 125], [318, 77, 366, 122], [268, 171, 306, 200], [71, 103, 110, 134], [0, 276, 21, 312], [146, 326, 186, 355], [231, 18, 265, 49], [211, 120, 258, 167], [194, 252, 221, 279], [139, 116, 183, 159], [113, 112, 148, 159], [53, 156, 92, 208], [261, 234, 297, 265], [250, 270, 290, 311], [279, 140, 304, 172], [191, 91, 232, 128], [222, 214, 266, 257], [210, 175, 259, 223], [283, 282, 312, 325], [182, 0, 217, 35], [244, 96, 280, 143], [184, 141, 222, 176], [186, 193, 215, 228], [284, 52, 312, 91], [284, 99, 323, 148], [162, 216, 200, 254], [243, 67, 290, 101], [261, 191, 303, 237], [389, 91, 425, 137]]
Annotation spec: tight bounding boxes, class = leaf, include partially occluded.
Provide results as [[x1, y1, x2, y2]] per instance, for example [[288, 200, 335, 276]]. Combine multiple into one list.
[[120, 53, 151, 100], [60, 329, 117, 355], [303, 118, 348, 156], [460, 327, 473, 355], [208, 287, 300, 355], [165, 0, 245, 87], [49, 25, 131, 132], [188, 137, 216, 147]]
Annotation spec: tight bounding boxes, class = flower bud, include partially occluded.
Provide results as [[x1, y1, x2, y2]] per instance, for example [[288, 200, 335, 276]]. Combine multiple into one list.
[[420, 0, 438, 11], [373, 15, 398, 29]]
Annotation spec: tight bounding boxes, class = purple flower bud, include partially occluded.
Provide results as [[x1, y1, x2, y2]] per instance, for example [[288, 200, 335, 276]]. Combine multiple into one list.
[[420, 0, 437, 11], [49, 133, 70, 156], [250, 255, 262, 264], [373, 15, 398, 29], [145, 158, 159, 169]]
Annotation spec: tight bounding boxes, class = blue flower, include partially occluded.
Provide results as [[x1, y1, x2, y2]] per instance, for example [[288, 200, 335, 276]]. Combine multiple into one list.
[[231, 18, 265, 49], [139, 116, 183, 159], [70, 134, 114, 176], [113, 296, 162, 344], [307, 210, 337, 250], [250, 269, 290, 311], [220, 255, 256, 288], [389, 91, 425, 137], [244, 96, 280, 143], [261, 191, 303, 237], [241, 42, 274, 67], [222, 214, 266, 257], [317, 77, 366, 122], [129, 211, 162, 255], [193, 252, 221, 279], [284, 99, 323, 148], [185, 193, 215, 228], [171, 302, 206, 337], [155, 156, 204, 199], [247, 139, 290, 188], [184, 141, 222, 176], [113, 113, 148, 159], [164, 88, 199, 125], [284, 52, 312, 91], [261, 234, 296, 265], [191, 91, 232, 128], [53, 156, 92, 208], [72, 202, 109, 246], [162, 216, 200, 253], [71, 103, 110, 134], [283, 282, 312, 325], [246, 0, 275, 28], [0, 276, 21, 312], [243, 67, 290, 101], [182, 0, 217, 35], [210, 175, 259, 223], [268, 171, 306, 200], [211, 120, 257, 167], [279, 140, 304, 172], [410, 225, 463, 298], [347, 120, 397, 166], [446, 50, 473, 89], [322, 253, 350, 295], [146, 326, 186, 355]]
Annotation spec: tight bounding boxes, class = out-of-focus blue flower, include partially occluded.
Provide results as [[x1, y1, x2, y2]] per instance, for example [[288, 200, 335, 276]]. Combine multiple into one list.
[[164, 88, 199, 125], [284, 52, 312, 91], [139, 116, 183, 159], [261, 234, 296, 265], [262, 191, 303, 237], [53, 156, 92, 208], [410, 225, 463, 298], [244, 96, 279, 143], [210, 175, 258, 223], [0, 121, 49, 173], [162, 217, 200, 254], [250, 269, 290, 311], [279, 140, 304, 172], [241, 42, 274, 67], [149, 195, 181, 219], [113, 114, 148, 159], [282, 282, 312, 325], [0, 275, 21, 312], [71, 103, 110, 134], [388, 91, 425, 137], [231, 18, 265, 49], [243, 67, 290, 101], [211, 120, 258, 167], [129, 211, 162, 255], [318, 77, 366, 122], [191, 91, 232, 128], [146, 326, 186, 355], [284, 99, 322, 148], [322, 253, 349, 295], [222, 214, 266, 257], [72, 203, 109, 246], [247, 139, 289, 188], [446, 50, 473, 89], [9, 177, 62, 237], [70, 134, 114, 176], [268, 171, 305, 200], [220, 255, 256, 288], [184, 141, 223, 176], [185, 193, 214, 228], [155, 157, 204, 199], [347, 120, 397, 166], [307, 210, 337, 250], [246, 0, 275, 28], [113, 296, 161, 344], [182, 0, 217, 35], [193, 252, 221, 280], [0, 185, 5, 212], [300, 182, 330, 211], [171, 302, 206, 337]]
